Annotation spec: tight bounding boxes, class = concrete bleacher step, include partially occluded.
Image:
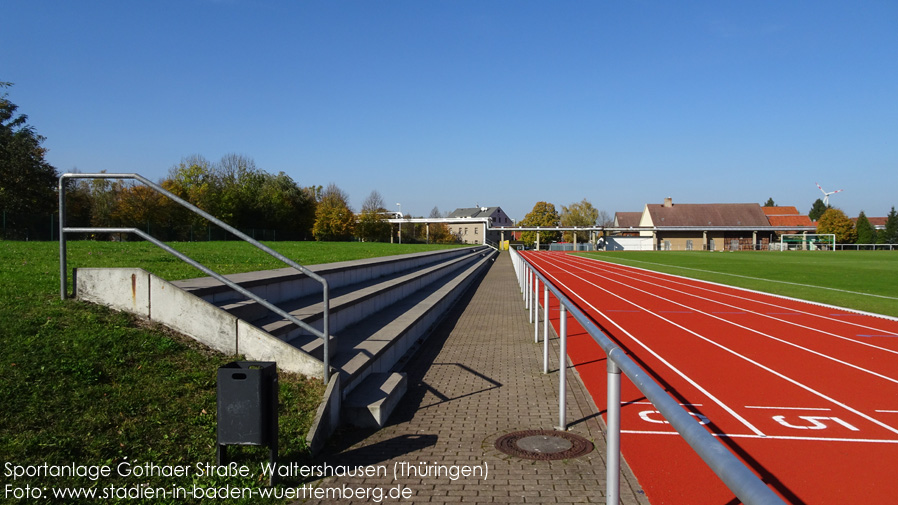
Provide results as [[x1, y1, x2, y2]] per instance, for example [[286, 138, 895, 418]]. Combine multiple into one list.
[[333, 250, 494, 395], [343, 372, 408, 428], [277, 249, 488, 360], [332, 251, 495, 428], [178, 248, 486, 348], [172, 246, 488, 306]]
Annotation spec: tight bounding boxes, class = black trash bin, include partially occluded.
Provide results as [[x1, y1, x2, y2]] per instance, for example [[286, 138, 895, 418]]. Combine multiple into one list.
[[216, 361, 278, 477]]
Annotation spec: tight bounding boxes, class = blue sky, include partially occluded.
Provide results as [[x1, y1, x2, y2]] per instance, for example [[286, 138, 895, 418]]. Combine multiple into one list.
[[4, 1, 896, 221]]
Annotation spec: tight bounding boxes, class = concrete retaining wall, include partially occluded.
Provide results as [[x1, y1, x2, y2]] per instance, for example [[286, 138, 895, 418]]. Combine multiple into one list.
[[74, 267, 326, 378]]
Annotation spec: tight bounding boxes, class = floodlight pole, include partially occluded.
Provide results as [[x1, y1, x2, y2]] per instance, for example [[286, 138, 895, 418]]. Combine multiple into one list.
[[397, 203, 402, 244]]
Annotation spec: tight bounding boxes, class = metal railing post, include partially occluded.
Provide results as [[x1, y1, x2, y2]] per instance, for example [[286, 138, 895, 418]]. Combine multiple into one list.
[[58, 177, 67, 300], [557, 303, 568, 431], [534, 276, 540, 343], [527, 269, 533, 321], [542, 284, 549, 374], [322, 285, 330, 383], [606, 357, 622, 505]]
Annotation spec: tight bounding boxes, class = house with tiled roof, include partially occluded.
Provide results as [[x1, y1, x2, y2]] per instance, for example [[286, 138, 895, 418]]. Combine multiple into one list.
[[613, 212, 644, 236], [446, 206, 513, 244], [634, 198, 813, 251]]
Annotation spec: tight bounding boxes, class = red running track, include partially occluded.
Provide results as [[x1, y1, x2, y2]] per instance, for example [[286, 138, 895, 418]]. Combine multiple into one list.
[[521, 251, 898, 505]]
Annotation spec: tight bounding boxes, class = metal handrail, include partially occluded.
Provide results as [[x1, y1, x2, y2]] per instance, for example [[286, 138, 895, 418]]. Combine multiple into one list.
[[509, 249, 785, 505], [58, 173, 332, 383]]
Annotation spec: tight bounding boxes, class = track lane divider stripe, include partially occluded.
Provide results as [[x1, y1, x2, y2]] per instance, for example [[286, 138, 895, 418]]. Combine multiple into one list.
[[555, 254, 898, 371], [536, 253, 898, 438], [571, 254, 898, 333], [528, 255, 768, 438]]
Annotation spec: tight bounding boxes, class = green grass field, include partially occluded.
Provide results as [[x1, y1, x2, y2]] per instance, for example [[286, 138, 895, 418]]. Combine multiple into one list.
[[576, 250, 898, 318], [0, 240, 462, 504]]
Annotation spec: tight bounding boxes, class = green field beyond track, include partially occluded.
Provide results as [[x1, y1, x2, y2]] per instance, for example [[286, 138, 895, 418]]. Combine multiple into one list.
[[576, 251, 898, 318], [0, 240, 462, 504]]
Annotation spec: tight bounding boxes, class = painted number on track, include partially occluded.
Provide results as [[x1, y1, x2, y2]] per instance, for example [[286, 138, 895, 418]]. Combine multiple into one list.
[[772, 415, 860, 431], [639, 410, 710, 425]]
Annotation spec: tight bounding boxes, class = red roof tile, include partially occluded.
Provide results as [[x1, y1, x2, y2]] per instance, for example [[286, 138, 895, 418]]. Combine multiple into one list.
[[767, 215, 814, 227], [762, 206, 801, 216]]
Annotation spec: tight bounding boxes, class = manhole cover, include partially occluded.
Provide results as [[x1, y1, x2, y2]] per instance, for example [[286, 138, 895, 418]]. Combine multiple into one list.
[[494, 430, 594, 460]]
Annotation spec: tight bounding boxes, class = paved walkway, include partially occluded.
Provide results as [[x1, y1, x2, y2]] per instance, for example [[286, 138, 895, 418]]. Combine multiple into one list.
[[302, 252, 649, 504]]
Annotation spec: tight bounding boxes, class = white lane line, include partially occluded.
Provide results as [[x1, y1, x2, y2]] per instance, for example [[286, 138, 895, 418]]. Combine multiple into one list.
[[533, 253, 898, 438], [559, 254, 898, 360], [588, 255, 898, 301], [621, 430, 898, 444], [572, 254, 898, 332], [575, 254, 898, 332], [624, 401, 704, 407], [527, 255, 768, 438], [744, 406, 831, 411], [553, 254, 898, 385]]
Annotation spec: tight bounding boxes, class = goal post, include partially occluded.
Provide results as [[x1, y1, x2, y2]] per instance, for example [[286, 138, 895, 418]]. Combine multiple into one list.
[[778, 233, 836, 251]]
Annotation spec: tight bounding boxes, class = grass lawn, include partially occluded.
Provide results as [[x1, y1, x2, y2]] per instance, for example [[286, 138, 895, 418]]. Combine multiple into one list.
[[0, 240, 462, 503], [575, 250, 898, 318]]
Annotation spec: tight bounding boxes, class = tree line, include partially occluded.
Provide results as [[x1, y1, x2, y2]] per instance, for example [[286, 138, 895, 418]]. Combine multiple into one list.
[[516, 199, 613, 245], [60, 154, 318, 241], [795, 196, 898, 245], [816, 207, 898, 245], [59, 156, 460, 244]]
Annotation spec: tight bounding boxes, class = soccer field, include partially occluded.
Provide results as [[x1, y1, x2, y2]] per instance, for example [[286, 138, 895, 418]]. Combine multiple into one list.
[[575, 251, 898, 318]]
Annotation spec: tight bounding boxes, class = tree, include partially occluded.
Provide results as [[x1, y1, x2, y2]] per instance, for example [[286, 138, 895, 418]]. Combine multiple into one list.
[[427, 206, 454, 244], [356, 190, 391, 242], [159, 155, 319, 240], [258, 172, 316, 240], [763, 197, 776, 207], [165, 156, 220, 230], [87, 175, 122, 229], [560, 198, 599, 242], [809, 199, 828, 221], [312, 183, 355, 241], [0, 83, 58, 235], [64, 176, 94, 229], [882, 207, 898, 245], [520, 201, 560, 246], [816, 208, 857, 244], [215, 153, 268, 229], [855, 211, 877, 245], [113, 182, 171, 235]]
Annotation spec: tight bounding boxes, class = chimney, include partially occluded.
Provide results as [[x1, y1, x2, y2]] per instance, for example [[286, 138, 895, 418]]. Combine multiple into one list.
[[663, 197, 673, 208]]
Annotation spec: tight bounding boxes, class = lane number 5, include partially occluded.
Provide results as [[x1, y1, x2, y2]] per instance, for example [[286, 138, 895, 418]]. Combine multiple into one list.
[[772, 415, 859, 431]]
